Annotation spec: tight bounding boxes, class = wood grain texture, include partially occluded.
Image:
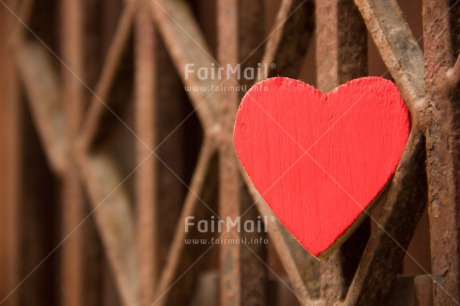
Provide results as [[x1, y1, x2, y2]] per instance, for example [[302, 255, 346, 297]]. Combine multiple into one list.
[[234, 77, 409, 257]]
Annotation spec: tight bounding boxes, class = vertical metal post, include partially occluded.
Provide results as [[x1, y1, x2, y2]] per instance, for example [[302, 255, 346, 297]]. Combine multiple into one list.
[[0, 2, 21, 305], [136, 8, 158, 306], [217, 0, 267, 305], [60, 0, 86, 304], [424, 0, 460, 305], [316, 0, 368, 302], [136, 3, 187, 306]]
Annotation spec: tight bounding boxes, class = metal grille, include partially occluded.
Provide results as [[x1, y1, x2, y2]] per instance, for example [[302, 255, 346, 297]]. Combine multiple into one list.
[[0, 0, 459, 305]]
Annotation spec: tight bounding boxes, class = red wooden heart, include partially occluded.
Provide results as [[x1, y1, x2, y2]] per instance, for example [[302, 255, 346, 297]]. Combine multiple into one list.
[[233, 77, 409, 257]]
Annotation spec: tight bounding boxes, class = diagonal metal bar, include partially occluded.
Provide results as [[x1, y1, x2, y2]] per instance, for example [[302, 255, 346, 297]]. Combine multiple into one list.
[[241, 170, 313, 304], [14, 41, 67, 175], [258, 0, 314, 81], [354, 0, 424, 108], [153, 138, 218, 306], [13, 41, 139, 306], [341, 4, 429, 300], [240, 242, 312, 306], [79, 1, 138, 150], [148, 0, 221, 131], [77, 151, 138, 306], [343, 131, 428, 305]]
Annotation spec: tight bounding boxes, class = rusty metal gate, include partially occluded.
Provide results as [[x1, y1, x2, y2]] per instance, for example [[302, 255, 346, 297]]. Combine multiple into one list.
[[0, 0, 459, 305]]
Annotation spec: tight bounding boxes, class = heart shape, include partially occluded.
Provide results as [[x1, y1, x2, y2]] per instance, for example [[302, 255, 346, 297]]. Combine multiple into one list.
[[234, 77, 409, 257]]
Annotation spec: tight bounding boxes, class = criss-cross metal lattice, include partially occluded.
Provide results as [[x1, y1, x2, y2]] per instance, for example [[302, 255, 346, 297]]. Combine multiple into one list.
[[0, 0, 459, 305]]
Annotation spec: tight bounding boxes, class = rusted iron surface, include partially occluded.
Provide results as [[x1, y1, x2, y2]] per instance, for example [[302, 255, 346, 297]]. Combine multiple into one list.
[[385, 276, 433, 306], [315, 0, 368, 303], [1, 5, 22, 305], [60, 0, 86, 305], [354, 0, 424, 108], [343, 132, 427, 305], [242, 173, 313, 303], [14, 42, 67, 175], [20, 110, 59, 306], [316, 0, 367, 91], [135, 4, 187, 305], [447, 55, 460, 86], [423, 0, 460, 305], [339, 1, 429, 304], [10, 33, 137, 306], [135, 8, 158, 306], [241, 0, 321, 301], [149, 0, 221, 129], [79, 2, 137, 150], [415, 275, 433, 306], [153, 140, 219, 306], [79, 152, 138, 306], [260, 0, 314, 80], [217, 1, 267, 305]]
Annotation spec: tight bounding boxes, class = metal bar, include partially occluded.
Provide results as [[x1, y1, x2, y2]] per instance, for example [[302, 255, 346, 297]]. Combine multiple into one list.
[[20, 105, 59, 306], [148, 0, 220, 130], [384, 276, 432, 306], [14, 42, 67, 175], [258, 0, 314, 81], [217, 1, 268, 305], [60, 0, 86, 305], [354, 0, 424, 108], [0, 2, 21, 304], [315, 0, 368, 302], [250, 0, 320, 301], [343, 131, 427, 304], [0, 6, 6, 301], [153, 139, 218, 306], [423, 0, 460, 305], [79, 2, 137, 151], [242, 174, 314, 303], [135, 7, 157, 306], [415, 275, 433, 306], [137, 1, 192, 305], [77, 152, 138, 306], [336, 0, 430, 303], [217, 1, 242, 305], [13, 36, 138, 306]]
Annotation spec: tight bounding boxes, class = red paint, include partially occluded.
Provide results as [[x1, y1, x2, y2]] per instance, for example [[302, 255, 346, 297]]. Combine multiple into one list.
[[234, 77, 409, 257]]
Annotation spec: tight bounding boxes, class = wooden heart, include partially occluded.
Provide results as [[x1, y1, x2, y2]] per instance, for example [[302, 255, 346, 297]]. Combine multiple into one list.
[[233, 77, 410, 257]]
